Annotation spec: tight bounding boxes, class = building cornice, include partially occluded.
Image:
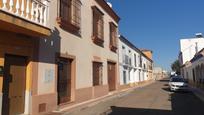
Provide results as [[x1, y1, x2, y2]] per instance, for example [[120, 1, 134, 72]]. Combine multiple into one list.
[[119, 35, 153, 63], [95, 0, 120, 23]]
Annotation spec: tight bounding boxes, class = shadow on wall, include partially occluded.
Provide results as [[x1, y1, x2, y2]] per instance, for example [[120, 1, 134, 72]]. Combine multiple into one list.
[[0, 27, 62, 64], [36, 27, 61, 64], [108, 81, 204, 115]]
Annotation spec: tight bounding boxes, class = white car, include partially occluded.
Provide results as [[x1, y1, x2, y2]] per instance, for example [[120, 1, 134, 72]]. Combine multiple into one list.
[[169, 77, 188, 91]]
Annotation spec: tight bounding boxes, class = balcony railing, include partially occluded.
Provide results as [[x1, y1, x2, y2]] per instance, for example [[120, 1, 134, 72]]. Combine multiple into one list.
[[0, 0, 49, 27]]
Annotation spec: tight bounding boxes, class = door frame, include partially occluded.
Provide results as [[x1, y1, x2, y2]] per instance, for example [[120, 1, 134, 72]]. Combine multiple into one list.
[[2, 54, 28, 115], [107, 60, 117, 91], [56, 53, 76, 106]]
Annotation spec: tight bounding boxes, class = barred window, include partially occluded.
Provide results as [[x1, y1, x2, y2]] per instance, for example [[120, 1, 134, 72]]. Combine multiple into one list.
[[110, 22, 118, 47], [92, 6, 104, 40], [60, 0, 71, 22], [59, 0, 81, 31], [71, 0, 81, 27]]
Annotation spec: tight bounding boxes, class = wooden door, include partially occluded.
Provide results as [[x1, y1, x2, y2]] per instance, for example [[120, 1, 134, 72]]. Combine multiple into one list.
[[107, 62, 116, 91], [57, 58, 72, 105], [2, 55, 27, 115]]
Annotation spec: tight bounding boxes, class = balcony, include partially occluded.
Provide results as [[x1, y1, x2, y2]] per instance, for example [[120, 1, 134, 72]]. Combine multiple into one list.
[[0, 0, 50, 37]]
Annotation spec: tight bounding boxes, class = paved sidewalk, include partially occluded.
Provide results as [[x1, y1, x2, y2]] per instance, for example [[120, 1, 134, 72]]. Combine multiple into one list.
[[50, 81, 155, 115]]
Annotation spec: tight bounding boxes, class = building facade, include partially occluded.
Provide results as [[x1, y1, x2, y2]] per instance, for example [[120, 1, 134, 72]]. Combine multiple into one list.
[[153, 67, 166, 80], [0, 0, 120, 114], [179, 34, 204, 65], [0, 0, 51, 114], [179, 34, 204, 77], [182, 48, 204, 90], [118, 35, 153, 89]]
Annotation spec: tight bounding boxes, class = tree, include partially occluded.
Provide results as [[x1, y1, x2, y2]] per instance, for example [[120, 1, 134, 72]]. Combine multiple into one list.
[[171, 60, 180, 75]]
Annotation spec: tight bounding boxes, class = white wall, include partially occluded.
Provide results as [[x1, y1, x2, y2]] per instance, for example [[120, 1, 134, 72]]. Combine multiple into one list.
[[180, 38, 204, 65], [118, 37, 151, 85]]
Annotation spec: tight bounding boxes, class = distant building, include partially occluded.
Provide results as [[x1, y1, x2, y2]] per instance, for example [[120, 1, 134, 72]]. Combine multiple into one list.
[[140, 49, 153, 60], [118, 35, 154, 89], [153, 67, 167, 80]]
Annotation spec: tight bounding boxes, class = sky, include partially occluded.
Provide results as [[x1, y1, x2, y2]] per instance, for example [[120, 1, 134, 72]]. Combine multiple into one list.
[[108, 0, 204, 71]]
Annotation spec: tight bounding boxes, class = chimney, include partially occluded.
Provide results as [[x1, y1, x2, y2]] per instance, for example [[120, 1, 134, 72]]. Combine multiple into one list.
[[107, 2, 112, 8]]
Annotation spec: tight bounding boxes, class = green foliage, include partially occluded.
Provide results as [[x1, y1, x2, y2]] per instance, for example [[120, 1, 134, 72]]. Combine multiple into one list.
[[171, 60, 180, 75]]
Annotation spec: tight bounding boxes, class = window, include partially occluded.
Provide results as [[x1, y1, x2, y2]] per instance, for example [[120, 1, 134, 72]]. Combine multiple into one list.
[[122, 46, 126, 63], [134, 54, 137, 67], [128, 50, 131, 65], [58, 0, 81, 33], [93, 62, 103, 86], [123, 71, 127, 84], [139, 55, 142, 67], [92, 6, 104, 46], [110, 22, 118, 52]]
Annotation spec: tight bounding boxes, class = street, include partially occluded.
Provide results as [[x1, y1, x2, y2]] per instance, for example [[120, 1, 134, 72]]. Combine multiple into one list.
[[63, 79, 204, 115], [108, 79, 204, 115]]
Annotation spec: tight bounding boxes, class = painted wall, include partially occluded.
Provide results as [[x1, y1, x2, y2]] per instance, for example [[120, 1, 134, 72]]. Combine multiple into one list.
[[118, 37, 152, 85], [180, 38, 204, 65]]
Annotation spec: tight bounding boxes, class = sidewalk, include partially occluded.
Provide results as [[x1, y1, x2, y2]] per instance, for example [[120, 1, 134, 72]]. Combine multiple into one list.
[[190, 86, 204, 102], [49, 80, 155, 115]]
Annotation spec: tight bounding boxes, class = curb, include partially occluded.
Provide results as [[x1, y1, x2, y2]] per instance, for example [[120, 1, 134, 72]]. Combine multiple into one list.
[[51, 80, 156, 115]]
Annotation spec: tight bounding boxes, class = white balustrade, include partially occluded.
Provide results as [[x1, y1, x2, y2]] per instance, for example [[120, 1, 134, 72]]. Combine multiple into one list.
[[2, 0, 7, 10], [0, 0, 49, 27], [9, 0, 13, 12], [21, 0, 25, 16], [15, 0, 20, 15], [26, 0, 30, 19]]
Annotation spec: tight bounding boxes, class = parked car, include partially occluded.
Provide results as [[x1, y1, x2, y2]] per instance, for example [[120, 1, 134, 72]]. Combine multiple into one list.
[[169, 77, 188, 91]]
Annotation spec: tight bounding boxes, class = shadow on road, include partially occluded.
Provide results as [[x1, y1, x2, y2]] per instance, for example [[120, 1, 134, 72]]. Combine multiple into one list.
[[158, 79, 169, 82], [109, 106, 170, 115], [108, 79, 204, 115]]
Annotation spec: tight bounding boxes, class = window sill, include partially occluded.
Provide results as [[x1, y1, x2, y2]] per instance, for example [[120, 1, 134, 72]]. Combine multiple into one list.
[[110, 44, 117, 53], [92, 36, 104, 47], [57, 17, 80, 34]]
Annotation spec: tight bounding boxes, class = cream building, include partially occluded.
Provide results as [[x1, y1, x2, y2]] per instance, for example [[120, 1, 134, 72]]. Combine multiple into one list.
[[0, 0, 120, 114]]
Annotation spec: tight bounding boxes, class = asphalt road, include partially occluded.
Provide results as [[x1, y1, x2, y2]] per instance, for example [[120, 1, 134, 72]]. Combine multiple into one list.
[[61, 79, 204, 115], [108, 79, 204, 115]]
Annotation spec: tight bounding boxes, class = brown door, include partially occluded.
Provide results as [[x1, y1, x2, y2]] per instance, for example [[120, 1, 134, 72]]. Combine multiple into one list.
[[57, 57, 72, 105], [2, 55, 27, 115], [107, 62, 116, 91]]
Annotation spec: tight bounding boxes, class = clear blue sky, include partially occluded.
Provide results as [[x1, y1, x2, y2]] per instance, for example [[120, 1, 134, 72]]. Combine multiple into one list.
[[109, 0, 204, 71]]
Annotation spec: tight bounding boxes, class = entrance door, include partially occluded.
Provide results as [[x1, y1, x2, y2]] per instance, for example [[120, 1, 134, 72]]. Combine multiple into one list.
[[2, 55, 27, 115], [107, 62, 116, 91], [57, 57, 72, 105]]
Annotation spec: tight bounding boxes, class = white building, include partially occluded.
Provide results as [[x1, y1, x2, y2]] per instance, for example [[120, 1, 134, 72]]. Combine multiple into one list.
[[118, 35, 153, 88], [179, 33, 204, 65], [182, 48, 204, 89]]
